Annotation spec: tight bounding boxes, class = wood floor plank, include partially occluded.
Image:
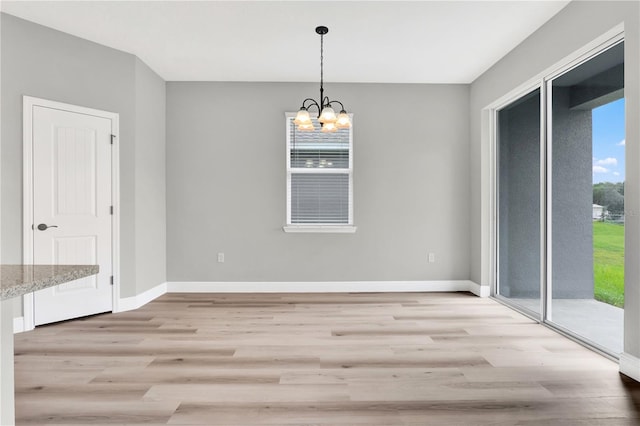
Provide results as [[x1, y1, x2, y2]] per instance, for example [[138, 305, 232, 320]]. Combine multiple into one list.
[[144, 383, 350, 403], [168, 402, 404, 425], [14, 355, 154, 371], [13, 292, 640, 425], [16, 399, 178, 425], [91, 367, 282, 385]]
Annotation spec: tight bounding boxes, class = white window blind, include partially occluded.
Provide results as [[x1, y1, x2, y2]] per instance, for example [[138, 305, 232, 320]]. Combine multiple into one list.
[[286, 114, 354, 228]]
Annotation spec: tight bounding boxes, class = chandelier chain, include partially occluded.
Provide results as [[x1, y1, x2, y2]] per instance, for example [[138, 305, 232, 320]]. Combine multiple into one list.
[[320, 32, 324, 108]]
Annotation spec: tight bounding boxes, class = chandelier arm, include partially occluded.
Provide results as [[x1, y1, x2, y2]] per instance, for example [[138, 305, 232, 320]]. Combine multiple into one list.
[[326, 100, 346, 112], [301, 98, 321, 113]]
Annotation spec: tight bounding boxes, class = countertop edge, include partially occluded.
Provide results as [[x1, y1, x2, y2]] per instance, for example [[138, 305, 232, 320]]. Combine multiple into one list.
[[1, 265, 100, 301]]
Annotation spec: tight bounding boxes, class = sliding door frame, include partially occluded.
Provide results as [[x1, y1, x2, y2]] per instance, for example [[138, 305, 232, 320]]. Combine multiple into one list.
[[487, 25, 625, 358], [542, 35, 625, 357], [492, 82, 545, 321]]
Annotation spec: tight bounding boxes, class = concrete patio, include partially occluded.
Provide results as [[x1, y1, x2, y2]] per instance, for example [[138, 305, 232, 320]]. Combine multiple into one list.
[[510, 298, 623, 355]]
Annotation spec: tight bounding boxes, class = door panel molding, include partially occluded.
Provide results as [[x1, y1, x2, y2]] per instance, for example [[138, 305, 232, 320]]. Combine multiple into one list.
[[22, 96, 120, 330]]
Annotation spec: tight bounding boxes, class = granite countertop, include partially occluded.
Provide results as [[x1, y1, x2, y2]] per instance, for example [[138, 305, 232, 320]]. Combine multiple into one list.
[[0, 264, 99, 301]]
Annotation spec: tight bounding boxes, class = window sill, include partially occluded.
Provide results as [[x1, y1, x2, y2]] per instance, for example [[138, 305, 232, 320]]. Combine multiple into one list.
[[283, 225, 357, 234]]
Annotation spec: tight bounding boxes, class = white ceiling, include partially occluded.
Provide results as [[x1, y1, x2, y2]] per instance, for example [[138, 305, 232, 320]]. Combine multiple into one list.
[[1, 1, 570, 84]]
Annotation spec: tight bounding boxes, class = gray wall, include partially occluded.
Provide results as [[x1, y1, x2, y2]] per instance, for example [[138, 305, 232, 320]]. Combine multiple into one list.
[[167, 82, 470, 283], [1, 14, 167, 308], [469, 1, 640, 356], [134, 58, 167, 295]]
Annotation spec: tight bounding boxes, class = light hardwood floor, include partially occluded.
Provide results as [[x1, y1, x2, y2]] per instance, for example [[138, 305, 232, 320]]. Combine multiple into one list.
[[13, 292, 640, 425]]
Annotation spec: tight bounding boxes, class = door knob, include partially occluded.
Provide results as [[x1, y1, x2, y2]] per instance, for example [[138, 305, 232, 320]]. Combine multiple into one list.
[[37, 223, 58, 231]]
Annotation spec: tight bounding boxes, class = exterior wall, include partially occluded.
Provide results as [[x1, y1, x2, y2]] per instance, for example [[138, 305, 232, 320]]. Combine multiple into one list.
[[166, 82, 470, 283], [551, 87, 593, 299], [498, 92, 541, 299], [498, 87, 593, 300]]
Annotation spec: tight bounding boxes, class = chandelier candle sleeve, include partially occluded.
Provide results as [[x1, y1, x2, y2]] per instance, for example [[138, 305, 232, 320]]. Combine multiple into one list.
[[297, 122, 315, 131], [293, 109, 311, 125], [336, 111, 351, 129], [319, 107, 337, 124], [321, 122, 338, 133], [294, 26, 352, 132]]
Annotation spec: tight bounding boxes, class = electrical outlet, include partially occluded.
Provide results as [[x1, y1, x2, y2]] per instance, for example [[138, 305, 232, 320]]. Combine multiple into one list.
[[217, 253, 225, 263], [428, 253, 435, 263]]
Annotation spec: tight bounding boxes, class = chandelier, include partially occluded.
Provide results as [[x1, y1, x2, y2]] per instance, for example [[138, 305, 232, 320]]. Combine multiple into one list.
[[294, 26, 352, 133]]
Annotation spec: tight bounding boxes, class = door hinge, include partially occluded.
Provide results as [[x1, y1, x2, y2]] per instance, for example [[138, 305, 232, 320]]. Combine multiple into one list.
[[110, 276, 114, 285], [110, 205, 114, 215], [110, 134, 116, 145]]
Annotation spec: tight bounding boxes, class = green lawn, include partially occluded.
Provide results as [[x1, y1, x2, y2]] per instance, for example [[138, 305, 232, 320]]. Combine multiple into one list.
[[593, 221, 624, 308]]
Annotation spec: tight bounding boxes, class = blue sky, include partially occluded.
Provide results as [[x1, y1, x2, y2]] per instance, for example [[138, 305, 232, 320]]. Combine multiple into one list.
[[592, 97, 625, 183]]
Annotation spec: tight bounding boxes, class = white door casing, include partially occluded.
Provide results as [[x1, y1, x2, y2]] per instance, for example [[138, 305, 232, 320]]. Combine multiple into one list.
[[23, 97, 120, 328]]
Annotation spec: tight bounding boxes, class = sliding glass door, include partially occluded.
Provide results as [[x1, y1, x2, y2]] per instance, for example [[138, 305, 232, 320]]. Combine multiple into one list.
[[548, 41, 625, 354], [496, 39, 625, 356]]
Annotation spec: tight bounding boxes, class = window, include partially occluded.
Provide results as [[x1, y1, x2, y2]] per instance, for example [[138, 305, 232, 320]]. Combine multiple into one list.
[[284, 113, 355, 233]]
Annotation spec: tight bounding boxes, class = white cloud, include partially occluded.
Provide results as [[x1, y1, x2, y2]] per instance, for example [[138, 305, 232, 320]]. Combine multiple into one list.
[[613, 172, 621, 176], [618, 139, 626, 146], [594, 157, 617, 166], [593, 166, 609, 174]]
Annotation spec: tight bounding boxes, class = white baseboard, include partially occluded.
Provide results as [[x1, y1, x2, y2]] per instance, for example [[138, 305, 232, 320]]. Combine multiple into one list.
[[167, 280, 478, 294], [117, 282, 167, 313], [469, 282, 490, 297], [14, 282, 169, 331], [619, 352, 640, 382], [16, 280, 484, 331], [13, 317, 25, 334]]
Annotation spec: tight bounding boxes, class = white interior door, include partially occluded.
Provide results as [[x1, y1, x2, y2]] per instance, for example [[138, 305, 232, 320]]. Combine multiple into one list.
[[32, 105, 113, 325]]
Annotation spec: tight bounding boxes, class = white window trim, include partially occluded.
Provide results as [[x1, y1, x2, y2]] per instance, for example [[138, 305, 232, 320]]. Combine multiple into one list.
[[284, 112, 355, 233], [283, 225, 357, 233]]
